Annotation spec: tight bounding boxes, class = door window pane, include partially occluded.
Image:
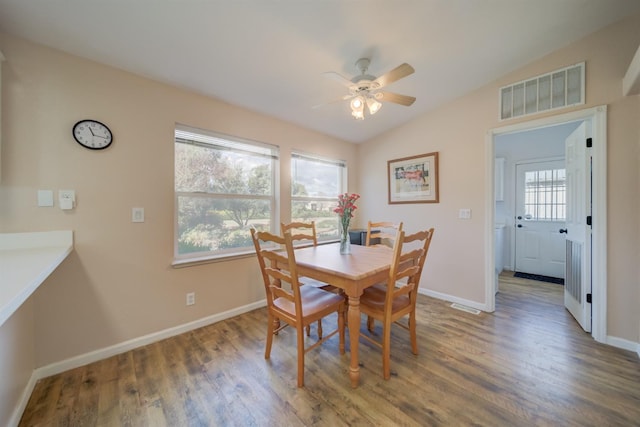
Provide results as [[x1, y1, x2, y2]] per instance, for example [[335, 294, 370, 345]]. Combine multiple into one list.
[[524, 169, 566, 221]]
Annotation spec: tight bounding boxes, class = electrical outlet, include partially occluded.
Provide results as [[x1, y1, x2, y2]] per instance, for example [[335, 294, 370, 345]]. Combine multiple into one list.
[[459, 208, 472, 219], [132, 207, 144, 223], [59, 190, 76, 210], [186, 292, 195, 306]]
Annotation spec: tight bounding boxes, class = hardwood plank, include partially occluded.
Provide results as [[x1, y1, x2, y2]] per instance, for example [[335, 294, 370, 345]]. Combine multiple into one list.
[[19, 271, 640, 426]]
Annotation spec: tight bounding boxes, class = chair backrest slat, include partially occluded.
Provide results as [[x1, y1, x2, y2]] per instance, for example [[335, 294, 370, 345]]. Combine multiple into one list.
[[281, 221, 318, 248], [366, 221, 403, 247]]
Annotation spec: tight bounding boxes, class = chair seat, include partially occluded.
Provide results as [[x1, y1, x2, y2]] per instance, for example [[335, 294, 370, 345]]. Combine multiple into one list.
[[360, 286, 411, 313], [274, 286, 345, 319]]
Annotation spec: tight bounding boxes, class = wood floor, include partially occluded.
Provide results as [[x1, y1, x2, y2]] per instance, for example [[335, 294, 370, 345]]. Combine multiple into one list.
[[20, 272, 640, 426]]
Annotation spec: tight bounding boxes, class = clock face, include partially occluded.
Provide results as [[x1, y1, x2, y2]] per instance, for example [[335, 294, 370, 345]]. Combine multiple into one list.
[[73, 120, 113, 150]]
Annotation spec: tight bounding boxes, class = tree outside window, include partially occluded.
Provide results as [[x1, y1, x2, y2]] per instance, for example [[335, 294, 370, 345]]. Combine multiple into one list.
[[291, 152, 346, 240], [175, 126, 277, 259]]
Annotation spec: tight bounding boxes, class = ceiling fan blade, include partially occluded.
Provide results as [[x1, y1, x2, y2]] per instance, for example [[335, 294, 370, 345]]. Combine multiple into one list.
[[374, 63, 415, 88], [312, 94, 353, 109], [323, 71, 354, 87], [377, 91, 416, 106]]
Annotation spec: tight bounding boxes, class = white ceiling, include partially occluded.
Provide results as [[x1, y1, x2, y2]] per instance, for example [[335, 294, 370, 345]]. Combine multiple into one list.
[[1, 1, 639, 144]]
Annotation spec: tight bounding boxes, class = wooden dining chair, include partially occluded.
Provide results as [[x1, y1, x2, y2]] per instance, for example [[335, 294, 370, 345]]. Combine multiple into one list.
[[365, 221, 404, 247], [250, 228, 346, 388], [281, 221, 340, 338], [359, 227, 435, 379]]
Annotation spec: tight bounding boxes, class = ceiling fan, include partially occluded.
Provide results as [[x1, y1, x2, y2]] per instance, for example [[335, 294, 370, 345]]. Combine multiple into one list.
[[319, 58, 416, 120]]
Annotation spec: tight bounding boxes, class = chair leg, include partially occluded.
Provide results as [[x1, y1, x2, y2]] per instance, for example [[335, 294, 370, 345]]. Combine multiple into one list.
[[317, 320, 323, 339], [296, 326, 305, 388], [265, 312, 275, 359], [274, 316, 281, 336], [367, 315, 375, 332], [338, 307, 345, 354], [382, 318, 392, 380], [409, 311, 418, 355], [306, 325, 311, 337]]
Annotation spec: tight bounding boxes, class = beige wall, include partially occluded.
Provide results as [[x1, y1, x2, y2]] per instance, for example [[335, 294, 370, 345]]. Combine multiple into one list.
[[357, 13, 640, 343], [0, 32, 357, 373]]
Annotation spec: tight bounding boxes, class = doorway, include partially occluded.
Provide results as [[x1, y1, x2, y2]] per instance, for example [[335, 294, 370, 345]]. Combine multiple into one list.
[[485, 106, 607, 343]]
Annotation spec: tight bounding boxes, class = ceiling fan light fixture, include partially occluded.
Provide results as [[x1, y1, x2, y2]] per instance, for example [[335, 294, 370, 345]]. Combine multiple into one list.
[[366, 97, 382, 115], [350, 96, 364, 110], [350, 96, 365, 120]]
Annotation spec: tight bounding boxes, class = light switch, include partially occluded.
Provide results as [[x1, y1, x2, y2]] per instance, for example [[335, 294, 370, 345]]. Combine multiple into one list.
[[37, 190, 54, 207], [132, 207, 144, 223]]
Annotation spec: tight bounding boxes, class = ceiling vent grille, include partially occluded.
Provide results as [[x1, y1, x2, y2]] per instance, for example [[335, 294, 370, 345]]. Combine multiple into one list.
[[499, 62, 585, 120]]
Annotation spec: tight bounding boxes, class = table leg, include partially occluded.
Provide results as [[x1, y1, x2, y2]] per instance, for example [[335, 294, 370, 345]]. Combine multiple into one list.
[[348, 294, 360, 388]]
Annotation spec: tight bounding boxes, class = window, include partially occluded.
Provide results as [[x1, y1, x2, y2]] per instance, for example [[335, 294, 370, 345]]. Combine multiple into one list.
[[291, 152, 346, 241], [174, 125, 278, 260], [524, 169, 566, 221]]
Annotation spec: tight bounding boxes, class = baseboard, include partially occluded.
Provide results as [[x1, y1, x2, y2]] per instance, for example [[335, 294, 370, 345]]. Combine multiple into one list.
[[418, 287, 488, 312], [33, 299, 266, 381], [7, 372, 38, 427], [606, 335, 640, 356]]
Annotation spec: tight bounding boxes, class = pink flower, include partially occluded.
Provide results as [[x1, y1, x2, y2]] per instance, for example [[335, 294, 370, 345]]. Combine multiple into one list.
[[335, 193, 360, 236]]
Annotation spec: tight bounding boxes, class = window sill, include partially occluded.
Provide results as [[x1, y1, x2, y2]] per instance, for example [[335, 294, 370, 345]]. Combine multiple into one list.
[[171, 239, 340, 269], [172, 250, 256, 269]]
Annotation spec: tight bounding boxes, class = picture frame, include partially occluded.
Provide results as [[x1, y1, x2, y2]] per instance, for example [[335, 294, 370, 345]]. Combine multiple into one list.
[[388, 152, 439, 204]]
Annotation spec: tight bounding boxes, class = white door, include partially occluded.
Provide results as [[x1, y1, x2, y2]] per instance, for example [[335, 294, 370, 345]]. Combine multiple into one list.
[[564, 122, 591, 332], [515, 160, 566, 278]]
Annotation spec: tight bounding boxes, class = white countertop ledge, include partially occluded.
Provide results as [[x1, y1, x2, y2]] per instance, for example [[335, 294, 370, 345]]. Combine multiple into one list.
[[0, 230, 73, 328]]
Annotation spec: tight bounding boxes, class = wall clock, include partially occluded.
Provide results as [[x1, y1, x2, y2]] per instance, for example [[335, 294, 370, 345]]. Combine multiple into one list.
[[72, 119, 113, 150]]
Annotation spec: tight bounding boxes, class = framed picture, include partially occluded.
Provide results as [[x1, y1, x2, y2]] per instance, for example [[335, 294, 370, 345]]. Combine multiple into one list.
[[388, 152, 439, 204]]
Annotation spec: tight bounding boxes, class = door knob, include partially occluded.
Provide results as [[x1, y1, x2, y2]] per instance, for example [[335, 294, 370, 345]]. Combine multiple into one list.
[[559, 228, 568, 234]]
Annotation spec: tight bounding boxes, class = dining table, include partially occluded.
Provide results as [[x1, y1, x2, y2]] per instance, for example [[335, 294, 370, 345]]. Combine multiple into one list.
[[290, 241, 395, 388]]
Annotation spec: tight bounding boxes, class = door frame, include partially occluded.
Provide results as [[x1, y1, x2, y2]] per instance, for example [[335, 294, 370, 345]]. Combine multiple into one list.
[[485, 105, 607, 343]]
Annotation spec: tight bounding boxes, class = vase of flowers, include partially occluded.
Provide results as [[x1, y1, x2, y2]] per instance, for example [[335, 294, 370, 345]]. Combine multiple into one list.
[[334, 192, 360, 255]]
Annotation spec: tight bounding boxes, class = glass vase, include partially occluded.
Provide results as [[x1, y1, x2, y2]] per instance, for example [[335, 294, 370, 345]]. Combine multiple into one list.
[[339, 224, 351, 255]]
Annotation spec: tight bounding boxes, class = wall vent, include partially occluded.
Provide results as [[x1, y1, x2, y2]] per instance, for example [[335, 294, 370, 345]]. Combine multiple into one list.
[[499, 62, 585, 121], [450, 303, 481, 315]]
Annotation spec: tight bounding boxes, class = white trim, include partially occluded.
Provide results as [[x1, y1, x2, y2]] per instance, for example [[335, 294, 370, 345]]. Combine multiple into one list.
[[34, 299, 266, 379], [418, 287, 488, 313], [486, 105, 608, 343], [605, 335, 640, 354], [484, 131, 496, 312], [622, 44, 640, 96], [7, 374, 38, 427]]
